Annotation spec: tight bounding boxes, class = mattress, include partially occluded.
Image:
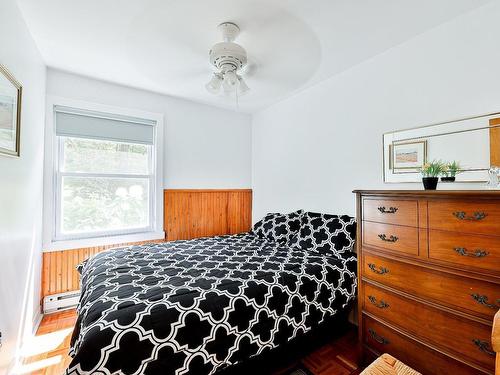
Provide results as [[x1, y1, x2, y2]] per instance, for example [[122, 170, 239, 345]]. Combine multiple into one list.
[[66, 233, 357, 375]]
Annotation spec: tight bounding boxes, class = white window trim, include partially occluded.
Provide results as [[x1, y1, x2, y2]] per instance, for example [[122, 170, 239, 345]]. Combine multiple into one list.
[[43, 96, 165, 252], [54, 140, 155, 241]]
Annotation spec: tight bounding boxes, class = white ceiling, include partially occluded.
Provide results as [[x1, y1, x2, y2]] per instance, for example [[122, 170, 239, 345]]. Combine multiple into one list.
[[17, 0, 491, 113]]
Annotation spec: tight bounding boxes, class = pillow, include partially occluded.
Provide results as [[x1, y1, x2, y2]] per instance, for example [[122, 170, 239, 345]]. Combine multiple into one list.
[[252, 212, 280, 238], [252, 210, 304, 243], [296, 212, 356, 257], [76, 259, 88, 274]]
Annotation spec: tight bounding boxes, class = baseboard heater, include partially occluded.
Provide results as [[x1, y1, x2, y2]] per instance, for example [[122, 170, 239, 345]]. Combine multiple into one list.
[[43, 291, 80, 314]]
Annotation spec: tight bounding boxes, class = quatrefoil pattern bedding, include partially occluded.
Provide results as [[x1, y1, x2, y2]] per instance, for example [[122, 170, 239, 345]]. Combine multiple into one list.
[[66, 233, 357, 375], [296, 213, 357, 257], [252, 210, 304, 244]]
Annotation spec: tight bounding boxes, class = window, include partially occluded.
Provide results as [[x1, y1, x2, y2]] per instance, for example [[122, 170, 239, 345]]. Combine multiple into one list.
[[53, 106, 158, 240]]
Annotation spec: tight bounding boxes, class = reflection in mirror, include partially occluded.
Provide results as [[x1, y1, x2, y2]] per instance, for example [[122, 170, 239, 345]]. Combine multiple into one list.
[[0, 64, 22, 156], [384, 112, 500, 183]]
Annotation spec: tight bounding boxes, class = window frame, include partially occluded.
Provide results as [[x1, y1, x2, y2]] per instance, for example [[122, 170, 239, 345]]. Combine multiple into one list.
[[53, 136, 156, 240], [43, 96, 164, 251]]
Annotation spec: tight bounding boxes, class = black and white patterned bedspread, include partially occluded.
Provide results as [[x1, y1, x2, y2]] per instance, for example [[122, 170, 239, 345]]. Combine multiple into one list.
[[67, 233, 357, 375]]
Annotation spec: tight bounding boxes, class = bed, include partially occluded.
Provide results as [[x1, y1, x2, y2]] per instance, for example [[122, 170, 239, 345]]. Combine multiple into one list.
[[66, 216, 357, 375]]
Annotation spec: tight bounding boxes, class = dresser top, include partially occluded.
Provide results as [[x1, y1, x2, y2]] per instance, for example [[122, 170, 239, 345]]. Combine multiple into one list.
[[353, 189, 500, 198]]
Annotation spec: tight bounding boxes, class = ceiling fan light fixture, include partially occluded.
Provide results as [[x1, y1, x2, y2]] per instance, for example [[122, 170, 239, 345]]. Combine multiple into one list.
[[223, 70, 238, 89], [205, 73, 223, 94], [237, 76, 250, 95], [206, 22, 251, 98]]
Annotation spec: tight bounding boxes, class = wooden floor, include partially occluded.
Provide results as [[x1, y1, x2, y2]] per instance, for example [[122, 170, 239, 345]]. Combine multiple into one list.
[[300, 331, 361, 375], [19, 310, 76, 375], [19, 310, 360, 375]]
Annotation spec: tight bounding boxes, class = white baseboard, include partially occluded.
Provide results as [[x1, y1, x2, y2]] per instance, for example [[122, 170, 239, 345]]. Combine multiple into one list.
[[32, 311, 43, 335]]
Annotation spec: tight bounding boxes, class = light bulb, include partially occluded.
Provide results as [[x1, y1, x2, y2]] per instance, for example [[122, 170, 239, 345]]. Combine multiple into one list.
[[205, 73, 223, 94]]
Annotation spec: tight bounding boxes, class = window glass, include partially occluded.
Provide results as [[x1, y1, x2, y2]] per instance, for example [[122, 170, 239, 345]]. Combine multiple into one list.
[[62, 137, 149, 175], [61, 176, 149, 234]]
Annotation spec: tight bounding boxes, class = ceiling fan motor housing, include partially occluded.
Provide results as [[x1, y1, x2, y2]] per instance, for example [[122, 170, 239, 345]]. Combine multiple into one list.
[[209, 42, 247, 72]]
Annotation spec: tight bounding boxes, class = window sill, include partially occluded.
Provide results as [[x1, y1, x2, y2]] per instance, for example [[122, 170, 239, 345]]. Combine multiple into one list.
[[43, 231, 165, 252]]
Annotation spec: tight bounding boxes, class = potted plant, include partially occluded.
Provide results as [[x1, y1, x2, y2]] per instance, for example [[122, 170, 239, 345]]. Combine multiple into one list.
[[441, 161, 461, 182], [419, 160, 445, 190]]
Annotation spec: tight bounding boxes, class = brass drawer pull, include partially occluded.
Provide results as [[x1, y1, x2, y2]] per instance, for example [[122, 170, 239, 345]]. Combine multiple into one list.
[[471, 293, 500, 310], [368, 329, 389, 345], [378, 206, 398, 214], [368, 295, 389, 309], [378, 234, 398, 243], [472, 339, 495, 356], [454, 247, 489, 258], [368, 263, 389, 275], [453, 211, 487, 221]]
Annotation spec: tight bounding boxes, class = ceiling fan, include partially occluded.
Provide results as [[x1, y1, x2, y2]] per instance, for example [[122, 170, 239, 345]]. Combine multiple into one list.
[[205, 22, 250, 95]]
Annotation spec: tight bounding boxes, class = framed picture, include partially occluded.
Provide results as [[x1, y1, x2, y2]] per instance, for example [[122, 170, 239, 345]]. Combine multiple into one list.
[[0, 64, 22, 157], [391, 140, 427, 173]]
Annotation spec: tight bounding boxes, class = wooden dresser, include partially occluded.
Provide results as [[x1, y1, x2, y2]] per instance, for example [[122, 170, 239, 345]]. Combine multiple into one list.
[[355, 190, 500, 375]]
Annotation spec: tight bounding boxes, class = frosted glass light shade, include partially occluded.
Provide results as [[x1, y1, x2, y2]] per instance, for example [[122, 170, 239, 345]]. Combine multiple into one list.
[[238, 77, 250, 95], [223, 70, 238, 89], [205, 74, 223, 94]]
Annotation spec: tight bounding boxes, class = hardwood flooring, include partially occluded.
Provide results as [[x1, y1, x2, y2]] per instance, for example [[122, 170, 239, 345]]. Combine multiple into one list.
[[19, 310, 360, 375], [301, 332, 360, 375], [18, 310, 76, 375]]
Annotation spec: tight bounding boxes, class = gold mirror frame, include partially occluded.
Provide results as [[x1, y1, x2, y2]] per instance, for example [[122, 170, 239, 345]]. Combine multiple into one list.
[[0, 64, 22, 157]]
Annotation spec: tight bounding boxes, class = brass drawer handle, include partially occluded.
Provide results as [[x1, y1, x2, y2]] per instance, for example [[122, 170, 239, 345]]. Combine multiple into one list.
[[453, 211, 487, 221], [378, 234, 398, 243], [378, 206, 398, 214], [471, 293, 500, 310], [368, 263, 389, 275], [368, 295, 389, 309], [368, 329, 389, 345], [454, 247, 489, 258], [472, 339, 495, 356]]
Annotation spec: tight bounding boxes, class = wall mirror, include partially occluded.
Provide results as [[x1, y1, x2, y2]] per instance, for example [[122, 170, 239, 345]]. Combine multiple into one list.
[[0, 64, 22, 157], [383, 111, 500, 183]]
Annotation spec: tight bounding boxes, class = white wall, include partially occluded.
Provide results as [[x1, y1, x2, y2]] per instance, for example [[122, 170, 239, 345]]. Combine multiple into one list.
[[46, 69, 252, 189], [0, 1, 46, 373], [252, 2, 500, 221]]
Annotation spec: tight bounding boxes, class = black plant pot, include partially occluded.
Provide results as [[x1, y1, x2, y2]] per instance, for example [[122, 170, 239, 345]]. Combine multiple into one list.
[[441, 176, 456, 182], [422, 177, 439, 190]]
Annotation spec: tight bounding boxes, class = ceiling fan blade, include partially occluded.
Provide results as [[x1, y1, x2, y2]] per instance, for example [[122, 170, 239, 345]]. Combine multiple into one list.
[[175, 67, 214, 80], [241, 58, 258, 77]]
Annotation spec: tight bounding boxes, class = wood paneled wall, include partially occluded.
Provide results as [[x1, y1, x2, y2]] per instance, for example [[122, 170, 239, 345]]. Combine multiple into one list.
[[41, 188, 252, 299], [41, 239, 164, 299], [164, 189, 252, 241]]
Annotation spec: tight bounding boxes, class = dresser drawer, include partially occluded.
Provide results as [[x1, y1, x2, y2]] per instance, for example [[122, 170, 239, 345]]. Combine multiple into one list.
[[363, 198, 417, 227], [363, 253, 500, 319], [428, 200, 500, 235], [363, 315, 488, 375], [363, 222, 418, 256], [429, 230, 500, 274], [363, 283, 495, 370]]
